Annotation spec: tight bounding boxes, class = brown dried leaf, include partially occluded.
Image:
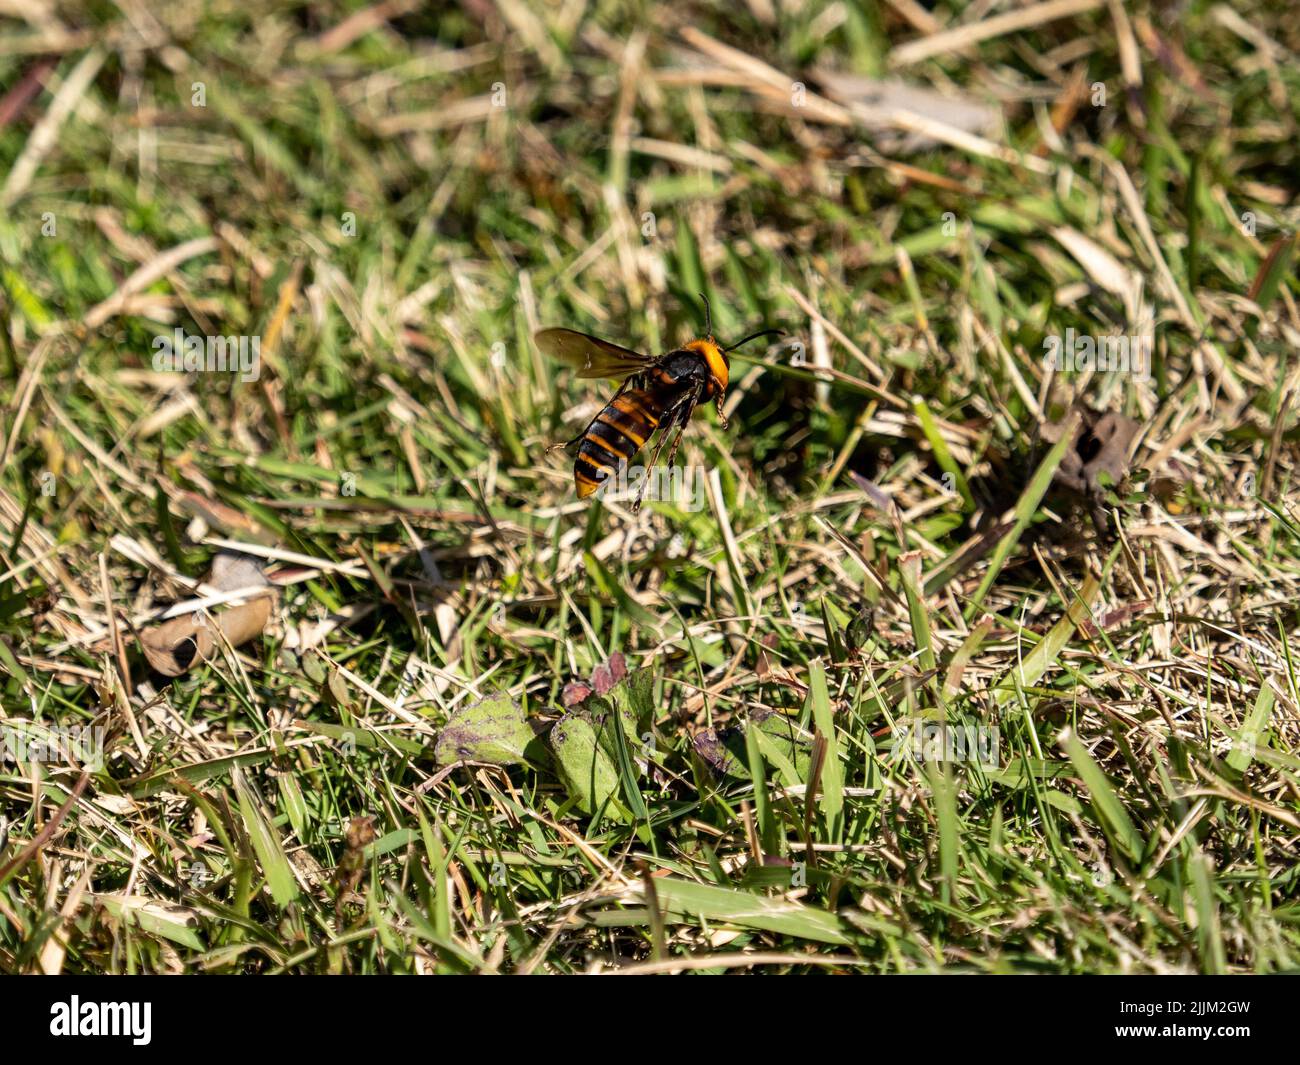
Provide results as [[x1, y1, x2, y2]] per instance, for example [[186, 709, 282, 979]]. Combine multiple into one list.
[[1042, 407, 1141, 497], [334, 814, 377, 914], [172, 489, 277, 544], [138, 552, 274, 677]]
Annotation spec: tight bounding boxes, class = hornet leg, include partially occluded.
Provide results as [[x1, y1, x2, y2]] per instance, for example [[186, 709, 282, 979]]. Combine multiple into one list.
[[632, 384, 701, 513]]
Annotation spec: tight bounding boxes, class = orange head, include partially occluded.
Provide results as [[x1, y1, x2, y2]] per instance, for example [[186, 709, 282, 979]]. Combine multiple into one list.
[[685, 337, 728, 393], [691, 291, 782, 395]]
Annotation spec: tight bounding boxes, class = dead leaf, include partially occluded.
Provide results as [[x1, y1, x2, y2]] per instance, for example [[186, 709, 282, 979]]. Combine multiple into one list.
[[1077, 599, 1153, 638], [334, 814, 377, 914], [1051, 227, 1136, 300], [173, 489, 276, 544], [1042, 407, 1141, 497], [815, 69, 999, 152], [94, 893, 205, 950], [138, 551, 275, 677], [1050, 226, 1146, 327]]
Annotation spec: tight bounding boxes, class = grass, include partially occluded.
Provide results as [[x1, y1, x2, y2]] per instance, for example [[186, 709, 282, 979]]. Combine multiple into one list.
[[1, 0, 1299, 974]]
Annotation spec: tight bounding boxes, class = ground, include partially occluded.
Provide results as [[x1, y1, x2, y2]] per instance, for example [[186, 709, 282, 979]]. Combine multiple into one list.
[[1, 1, 1299, 974]]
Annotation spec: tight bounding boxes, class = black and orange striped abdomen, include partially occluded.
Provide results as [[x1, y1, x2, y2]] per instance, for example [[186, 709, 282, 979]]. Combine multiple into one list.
[[574, 386, 667, 498]]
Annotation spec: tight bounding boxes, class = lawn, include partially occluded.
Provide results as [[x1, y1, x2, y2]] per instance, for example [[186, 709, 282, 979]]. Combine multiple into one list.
[[1, 0, 1299, 974]]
